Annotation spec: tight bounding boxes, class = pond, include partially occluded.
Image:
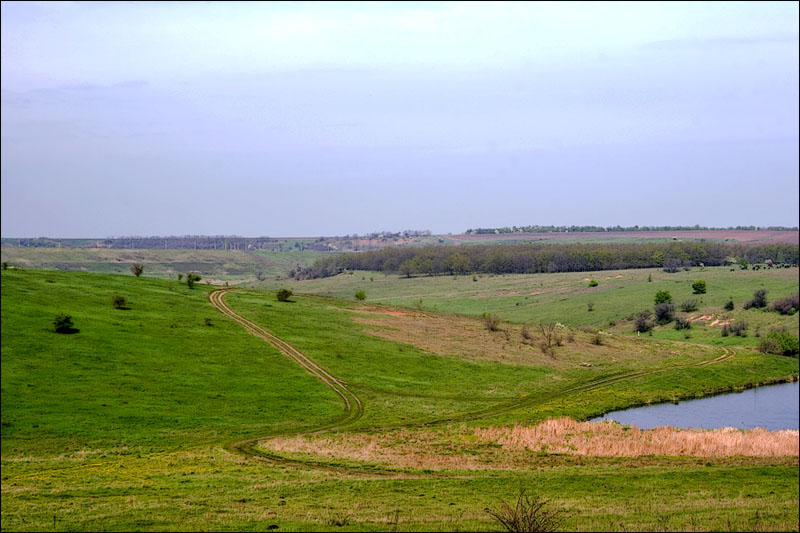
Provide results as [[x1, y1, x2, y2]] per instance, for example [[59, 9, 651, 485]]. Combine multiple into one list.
[[591, 380, 799, 430]]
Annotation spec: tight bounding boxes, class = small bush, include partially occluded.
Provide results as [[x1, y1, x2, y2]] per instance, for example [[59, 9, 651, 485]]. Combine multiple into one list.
[[743, 289, 768, 310], [654, 302, 675, 324], [483, 313, 501, 332], [587, 302, 594, 312], [588, 279, 598, 287], [204, 318, 213, 326], [186, 273, 202, 288], [354, 289, 366, 301], [130, 263, 144, 277], [679, 299, 698, 313], [654, 290, 672, 305], [722, 319, 748, 337], [663, 258, 682, 273], [53, 313, 75, 334], [521, 325, 532, 341], [2, 262, 8, 270], [484, 489, 566, 533], [769, 294, 799, 315], [692, 280, 707, 294], [473, 274, 478, 282], [634, 311, 654, 333], [758, 331, 800, 356], [177, 273, 184, 281], [112, 295, 128, 309], [723, 300, 735, 311], [277, 288, 293, 302], [647, 273, 652, 282], [592, 333, 602, 345], [674, 315, 691, 330]]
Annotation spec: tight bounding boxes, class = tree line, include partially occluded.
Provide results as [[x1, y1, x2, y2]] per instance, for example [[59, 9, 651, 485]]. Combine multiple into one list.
[[294, 242, 799, 279], [465, 225, 799, 234]]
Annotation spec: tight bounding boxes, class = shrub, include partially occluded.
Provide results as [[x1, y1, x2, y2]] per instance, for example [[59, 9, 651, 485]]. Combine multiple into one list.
[[520, 325, 532, 341], [588, 279, 598, 287], [587, 302, 594, 312], [204, 318, 213, 326], [53, 313, 75, 333], [592, 333, 602, 345], [186, 273, 202, 288], [769, 294, 799, 315], [277, 288, 293, 302], [743, 289, 768, 309], [663, 258, 682, 273], [647, 273, 652, 282], [679, 299, 698, 313], [692, 280, 707, 294], [112, 295, 127, 309], [634, 311, 654, 333], [483, 313, 501, 332], [654, 290, 672, 305], [2, 262, 8, 270], [723, 300, 735, 311], [758, 331, 800, 356], [354, 290, 366, 301], [654, 302, 675, 324], [177, 273, 183, 281], [722, 319, 748, 337], [674, 315, 691, 330], [484, 489, 566, 533], [130, 263, 144, 277]]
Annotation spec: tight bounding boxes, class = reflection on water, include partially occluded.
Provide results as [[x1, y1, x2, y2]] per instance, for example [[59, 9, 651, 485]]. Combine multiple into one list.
[[592, 380, 799, 430]]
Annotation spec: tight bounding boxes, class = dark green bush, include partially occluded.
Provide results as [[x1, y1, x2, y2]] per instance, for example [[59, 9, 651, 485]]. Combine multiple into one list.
[[654, 290, 672, 305], [53, 313, 75, 333], [277, 288, 293, 302], [692, 280, 707, 294]]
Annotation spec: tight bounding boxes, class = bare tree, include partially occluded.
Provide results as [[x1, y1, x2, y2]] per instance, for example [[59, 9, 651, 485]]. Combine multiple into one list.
[[131, 263, 144, 277], [538, 322, 561, 356]]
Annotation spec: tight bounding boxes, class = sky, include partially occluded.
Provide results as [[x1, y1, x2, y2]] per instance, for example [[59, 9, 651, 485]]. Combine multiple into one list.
[[1, 1, 798, 237]]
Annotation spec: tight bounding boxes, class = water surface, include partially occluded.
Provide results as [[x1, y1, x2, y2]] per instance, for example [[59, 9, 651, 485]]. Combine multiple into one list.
[[592, 381, 798, 430]]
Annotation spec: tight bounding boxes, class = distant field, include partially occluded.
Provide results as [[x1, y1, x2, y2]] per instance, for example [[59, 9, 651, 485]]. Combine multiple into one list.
[[261, 265, 799, 339], [450, 229, 799, 245], [0, 247, 326, 282]]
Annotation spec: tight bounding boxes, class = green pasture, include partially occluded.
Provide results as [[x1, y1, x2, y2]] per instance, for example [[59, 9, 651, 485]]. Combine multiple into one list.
[[2, 268, 798, 531]]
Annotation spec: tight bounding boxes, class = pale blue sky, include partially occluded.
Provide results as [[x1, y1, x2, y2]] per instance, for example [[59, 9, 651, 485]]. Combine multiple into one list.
[[2, 1, 798, 237]]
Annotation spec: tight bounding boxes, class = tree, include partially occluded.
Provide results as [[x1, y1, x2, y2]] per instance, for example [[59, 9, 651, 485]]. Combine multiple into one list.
[[445, 252, 471, 275], [2, 262, 8, 270], [112, 295, 128, 309], [131, 263, 144, 277], [177, 273, 184, 281], [723, 300, 735, 311], [692, 280, 707, 294], [277, 288, 293, 302], [738, 257, 749, 270], [654, 290, 672, 305], [538, 322, 561, 356], [53, 313, 75, 333], [255, 271, 266, 282], [186, 273, 202, 288], [354, 289, 366, 301]]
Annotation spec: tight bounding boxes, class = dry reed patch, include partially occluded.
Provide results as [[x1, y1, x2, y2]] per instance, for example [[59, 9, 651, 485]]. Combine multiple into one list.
[[351, 309, 705, 367], [259, 419, 797, 472], [474, 418, 799, 457]]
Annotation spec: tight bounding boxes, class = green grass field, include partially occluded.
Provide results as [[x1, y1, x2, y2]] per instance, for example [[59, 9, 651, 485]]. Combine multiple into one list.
[[2, 266, 798, 531]]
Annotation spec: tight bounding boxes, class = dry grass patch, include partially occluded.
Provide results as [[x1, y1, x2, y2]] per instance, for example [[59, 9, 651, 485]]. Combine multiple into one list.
[[350, 307, 712, 368], [260, 419, 798, 471]]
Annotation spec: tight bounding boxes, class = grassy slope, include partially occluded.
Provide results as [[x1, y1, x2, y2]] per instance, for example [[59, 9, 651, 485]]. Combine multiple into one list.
[[0, 248, 326, 282], [1, 270, 341, 459], [2, 269, 798, 531]]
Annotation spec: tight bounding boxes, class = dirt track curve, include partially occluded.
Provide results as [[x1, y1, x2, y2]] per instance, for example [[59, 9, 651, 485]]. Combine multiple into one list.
[[209, 289, 746, 475]]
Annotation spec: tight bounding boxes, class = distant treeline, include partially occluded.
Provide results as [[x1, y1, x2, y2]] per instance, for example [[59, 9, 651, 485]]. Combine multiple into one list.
[[0, 236, 332, 252], [464, 225, 799, 234], [295, 242, 800, 279]]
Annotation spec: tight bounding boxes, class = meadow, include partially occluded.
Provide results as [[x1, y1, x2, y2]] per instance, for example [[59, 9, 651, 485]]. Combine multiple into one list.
[[1, 261, 798, 531]]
